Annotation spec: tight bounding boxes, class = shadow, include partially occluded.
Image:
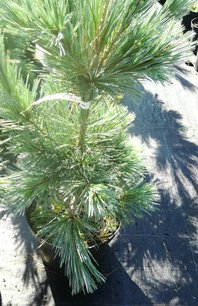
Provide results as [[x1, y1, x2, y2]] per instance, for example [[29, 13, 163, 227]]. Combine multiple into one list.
[[1, 210, 51, 306], [175, 73, 198, 92], [123, 86, 198, 209], [119, 85, 198, 305], [174, 65, 198, 92]]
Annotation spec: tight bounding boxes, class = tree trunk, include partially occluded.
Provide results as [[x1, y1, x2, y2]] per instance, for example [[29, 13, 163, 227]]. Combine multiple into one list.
[[78, 107, 90, 152], [78, 88, 93, 152]]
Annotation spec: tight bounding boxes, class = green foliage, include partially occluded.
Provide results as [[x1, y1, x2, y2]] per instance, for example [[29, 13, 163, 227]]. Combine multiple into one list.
[[162, 0, 197, 18], [0, 0, 194, 295], [0, 0, 194, 100]]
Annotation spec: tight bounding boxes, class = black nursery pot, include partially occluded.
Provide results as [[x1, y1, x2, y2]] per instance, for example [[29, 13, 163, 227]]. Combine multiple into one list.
[[191, 18, 198, 35], [191, 18, 198, 56], [26, 208, 120, 274], [182, 11, 198, 33]]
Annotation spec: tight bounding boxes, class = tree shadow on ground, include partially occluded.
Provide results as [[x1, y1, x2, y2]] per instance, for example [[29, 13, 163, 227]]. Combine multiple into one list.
[[119, 85, 198, 305], [0, 209, 51, 306], [123, 86, 198, 210], [174, 65, 198, 92]]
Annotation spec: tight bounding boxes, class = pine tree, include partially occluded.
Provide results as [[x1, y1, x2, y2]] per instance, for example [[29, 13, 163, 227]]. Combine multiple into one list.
[[0, 0, 195, 294]]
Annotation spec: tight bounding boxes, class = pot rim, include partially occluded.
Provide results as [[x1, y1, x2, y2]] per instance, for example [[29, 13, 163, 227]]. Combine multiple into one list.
[[191, 17, 198, 28]]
